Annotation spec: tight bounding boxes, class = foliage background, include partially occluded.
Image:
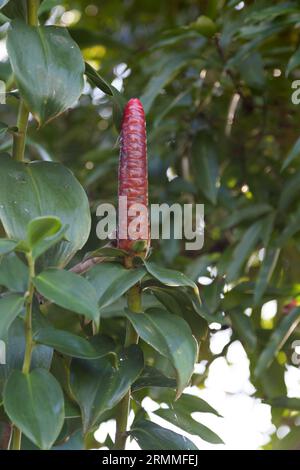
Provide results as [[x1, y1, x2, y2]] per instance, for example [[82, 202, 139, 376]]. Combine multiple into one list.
[[1, 0, 300, 449]]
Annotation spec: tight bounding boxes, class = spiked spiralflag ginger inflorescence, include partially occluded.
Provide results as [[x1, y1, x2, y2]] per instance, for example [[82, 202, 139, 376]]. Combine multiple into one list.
[[117, 98, 149, 254]]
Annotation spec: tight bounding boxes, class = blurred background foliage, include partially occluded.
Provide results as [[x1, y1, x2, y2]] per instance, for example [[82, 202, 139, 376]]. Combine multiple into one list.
[[2, 0, 300, 449]]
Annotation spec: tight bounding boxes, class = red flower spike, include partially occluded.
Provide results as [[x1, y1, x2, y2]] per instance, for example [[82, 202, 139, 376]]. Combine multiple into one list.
[[117, 98, 149, 254]]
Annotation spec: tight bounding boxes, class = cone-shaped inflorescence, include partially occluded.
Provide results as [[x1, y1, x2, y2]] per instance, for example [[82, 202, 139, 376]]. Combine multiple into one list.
[[118, 98, 149, 254]]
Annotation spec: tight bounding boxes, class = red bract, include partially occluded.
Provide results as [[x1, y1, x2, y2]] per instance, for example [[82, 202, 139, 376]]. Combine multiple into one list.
[[118, 98, 149, 253]]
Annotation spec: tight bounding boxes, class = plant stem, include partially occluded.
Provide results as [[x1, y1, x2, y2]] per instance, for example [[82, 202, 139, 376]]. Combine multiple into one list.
[[114, 280, 141, 450], [12, 0, 39, 162], [12, 427, 22, 451], [22, 255, 35, 375], [13, 101, 29, 162], [27, 0, 39, 26], [12, 255, 35, 450]]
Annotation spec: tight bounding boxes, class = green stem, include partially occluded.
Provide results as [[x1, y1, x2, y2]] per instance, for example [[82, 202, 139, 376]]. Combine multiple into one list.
[[12, 255, 35, 450], [12, 0, 39, 162], [114, 281, 141, 450], [12, 428, 21, 451], [22, 255, 35, 375]]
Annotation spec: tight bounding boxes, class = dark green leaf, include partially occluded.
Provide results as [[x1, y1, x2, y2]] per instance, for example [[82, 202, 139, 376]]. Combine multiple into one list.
[[279, 170, 300, 211], [34, 327, 114, 359], [227, 220, 264, 282], [130, 420, 198, 450], [132, 366, 177, 391], [7, 20, 84, 125], [86, 263, 146, 309], [3, 368, 64, 449], [286, 46, 300, 77], [155, 408, 223, 444], [70, 345, 144, 432], [33, 269, 99, 320], [191, 133, 219, 205], [281, 136, 300, 170], [125, 308, 198, 397], [267, 397, 300, 411], [0, 293, 24, 339], [0, 156, 91, 268], [0, 253, 28, 292], [255, 307, 300, 378], [222, 204, 272, 230], [254, 248, 280, 305], [0, 238, 18, 255], [84, 62, 113, 96]]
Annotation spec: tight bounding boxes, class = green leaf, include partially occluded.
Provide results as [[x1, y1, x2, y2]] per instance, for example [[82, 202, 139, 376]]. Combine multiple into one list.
[[70, 345, 143, 432], [155, 408, 223, 444], [286, 46, 300, 77], [34, 327, 114, 359], [0, 293, 24, 338], [229, 310, 257, 352], [84, 62, 113, 96], [281, 136, 300, 170], [255, 307, 300, 378], [125, 308, 198, 397], [0, 253, 28, 292], [26, 216, 67, 260], [86, 263, 146, 309], [3, 368, 64, 449], [0, 157, 91, 267], [141, 53, 193, 114], [7, 20, 84, 125], [0, 0, 9, 9], [227, 220, 264, 282], [130, 420, 198, 450], [221, 204, 272, 230], [33, 269, 99, 320], [0, 122, 8, 137], [254, 248, 280, 305], [0, 238, 18, 255], [159, 390, 222, 416], [132, 366, 177, 391], [267, 397, 300, 411], [144, 260, 197, 290], [191, 133, 219, 205], [279, 170, 300, 211]]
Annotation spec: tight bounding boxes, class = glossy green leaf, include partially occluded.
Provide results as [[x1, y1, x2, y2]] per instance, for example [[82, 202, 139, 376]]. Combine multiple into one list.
[[132, 366, 177, 391], [254, 248, 280, 305], [34, 327, 114, 359], [84, 62, 113, 96], [33, 269, 99, 320], [281, 136, 300, 170], [86, 263, 146, 309], [255, 307, 300, 378], [0, 293, 24, 339], [144, 260, 197, 290], [27, 216, 68, 260], [191, 133, 219, 205], [130, 420, 198, 450], [0, 238, 18, 255], [0, 157, 91, 268], [227, 220, 264, 282], [155, 408, 223, 444], [70, 345, 144, 432], [159, 390, 222, 417], [125, 308, 198, 397], [0, 253, 28, 292], [3, 368, 64, 449], [7, 20, 84, 125]]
